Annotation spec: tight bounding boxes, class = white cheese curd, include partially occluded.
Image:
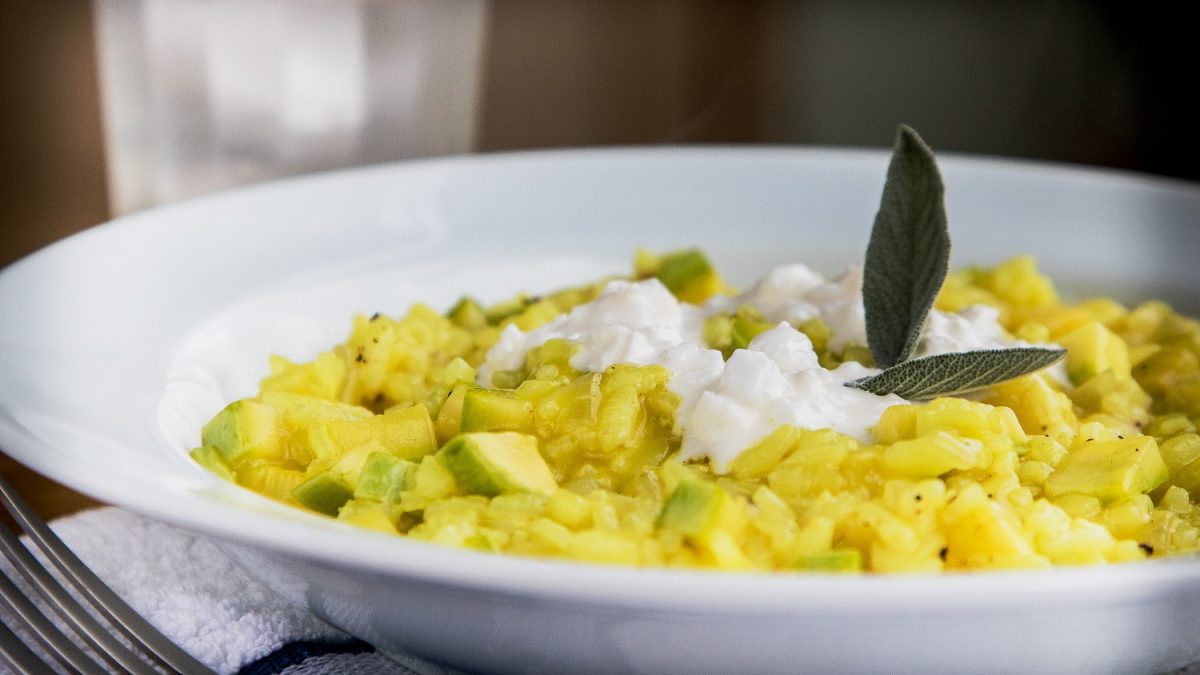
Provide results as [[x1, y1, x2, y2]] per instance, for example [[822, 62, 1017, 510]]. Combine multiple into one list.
[[743, 321, 820, 373], [480, 278, 707, 377], [913, 304, 1071, 385], [656, 343, 726, 426], [680, 324, 905, 471], [715, 264, 868, 351], [479, 265, 1031, 474], [916, 305, 1011, 357], [480, 279, 725, 423]]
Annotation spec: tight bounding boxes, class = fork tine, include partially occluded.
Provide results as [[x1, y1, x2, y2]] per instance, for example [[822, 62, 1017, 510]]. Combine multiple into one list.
[[0, 504, 158, 674], [0, 618, 56, 675], [0, 477, 211, 674], [0, 570, 107, 674]]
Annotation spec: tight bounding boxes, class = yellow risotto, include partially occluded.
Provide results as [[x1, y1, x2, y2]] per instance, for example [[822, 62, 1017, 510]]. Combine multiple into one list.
[[191, 252, 1200, 573]]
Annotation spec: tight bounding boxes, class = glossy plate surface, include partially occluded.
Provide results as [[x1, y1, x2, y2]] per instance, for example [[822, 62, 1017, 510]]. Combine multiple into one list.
[[3, 148, 1200, 674]]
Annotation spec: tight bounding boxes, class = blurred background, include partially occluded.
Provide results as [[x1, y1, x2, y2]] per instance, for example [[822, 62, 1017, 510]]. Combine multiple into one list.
[[5, 1, 1199, 267], [1, 0, 1197, 516]]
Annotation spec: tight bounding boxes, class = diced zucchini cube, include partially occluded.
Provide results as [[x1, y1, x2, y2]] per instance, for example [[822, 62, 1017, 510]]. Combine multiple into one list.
[[657, 480, 727, 538], [436, 384, 470, 445], [201, 399, 286, 463], [1059, 321, 1131, 384], [654, 250, 722, 304], [337, 498, 398, 533], [460, 388, 533, 434], [189, 446, 234, 481], [439, 432, 557, 497], [312, 405, 438, 462], [354, 452, 418, 502], [882, 432, 984, 478], [797, 548, 863, 573], [292, 472, 354, 516], [259, 391, 373, 426], [446, 296, 488, 330], [1044, 436, 1168, 503]]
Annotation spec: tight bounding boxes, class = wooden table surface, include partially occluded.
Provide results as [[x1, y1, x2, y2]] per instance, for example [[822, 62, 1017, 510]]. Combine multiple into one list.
[[1, 452, 102, 530]]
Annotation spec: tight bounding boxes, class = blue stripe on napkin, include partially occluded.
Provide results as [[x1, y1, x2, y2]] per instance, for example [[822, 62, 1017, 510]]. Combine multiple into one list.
[[237, 639, 374, 675]]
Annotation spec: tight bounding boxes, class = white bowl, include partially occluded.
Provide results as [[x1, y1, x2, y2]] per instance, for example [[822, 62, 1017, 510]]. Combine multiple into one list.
[[3, 148, 1200, 674]]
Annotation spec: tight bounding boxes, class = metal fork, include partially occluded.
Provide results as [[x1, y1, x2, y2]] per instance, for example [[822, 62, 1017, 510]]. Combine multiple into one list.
[[0, 475, 211, 674]]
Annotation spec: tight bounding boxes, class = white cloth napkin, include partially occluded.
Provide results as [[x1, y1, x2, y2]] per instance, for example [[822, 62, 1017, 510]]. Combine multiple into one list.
[[2, 507, 464, 675], [10, 508, 1200, 675]]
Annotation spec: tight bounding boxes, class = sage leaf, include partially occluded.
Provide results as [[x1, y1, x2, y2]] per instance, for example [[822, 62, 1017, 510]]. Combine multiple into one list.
[[863, 125, 951, 369], [846, 347, 1066, 400]]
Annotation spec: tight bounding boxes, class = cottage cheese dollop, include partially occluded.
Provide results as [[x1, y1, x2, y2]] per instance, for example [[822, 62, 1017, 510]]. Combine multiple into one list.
[[683, 325, 904, 470], [480, 266, 1024, 473], [709, 264, 868, 351], [917, 305, 1012, 357]]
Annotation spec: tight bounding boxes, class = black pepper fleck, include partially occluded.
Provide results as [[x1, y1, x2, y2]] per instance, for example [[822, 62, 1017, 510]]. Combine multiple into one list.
[[939, 547, 949, 561], [370, 312, 381, 321], [1139, 543, 1155, 555]]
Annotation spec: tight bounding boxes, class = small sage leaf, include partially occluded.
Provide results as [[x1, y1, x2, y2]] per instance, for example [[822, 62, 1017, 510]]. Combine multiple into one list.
[[863, 125, 951, 369], [846, 347, 1066, 400]]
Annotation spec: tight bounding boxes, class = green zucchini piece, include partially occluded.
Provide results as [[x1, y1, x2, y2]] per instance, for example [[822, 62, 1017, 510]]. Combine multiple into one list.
[[1044, 436, 1169, 503], [797, 549, 863, 572], [440, 432, 557, 497], [354, 452, 418, 502], [201, 400, 285, 462], [657, 480, 727, 538], [292, 473, 354, 516], [460, 388, 533, 433]]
